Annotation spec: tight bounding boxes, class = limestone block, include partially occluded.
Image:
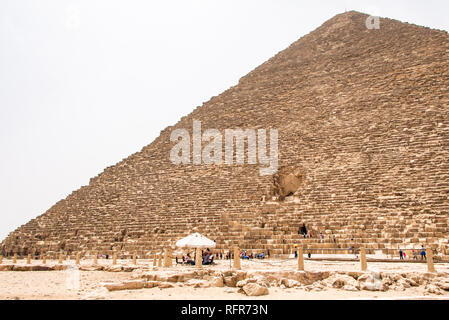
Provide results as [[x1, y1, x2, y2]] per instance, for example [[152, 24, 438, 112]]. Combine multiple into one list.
[[242, 283, 269, 296]]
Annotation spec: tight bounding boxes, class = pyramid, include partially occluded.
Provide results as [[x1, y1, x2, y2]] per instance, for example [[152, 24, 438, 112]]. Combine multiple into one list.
[[2, 11, 449, 259]]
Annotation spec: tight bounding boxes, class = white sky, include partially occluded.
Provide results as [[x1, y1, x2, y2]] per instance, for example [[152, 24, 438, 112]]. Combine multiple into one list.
[[1, 0, 448, 241]]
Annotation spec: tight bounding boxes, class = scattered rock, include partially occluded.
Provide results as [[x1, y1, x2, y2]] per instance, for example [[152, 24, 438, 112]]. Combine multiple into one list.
[[158, 282, 175, 289], [11, 265, 53, 271], [325, 274, 358, 289], [224, 276, 237, 287], [343, 284, 359, 292], [122, 266, 138, 272], [103, 280, 146, 291], [145, 281, 160, 288], [436, 280, 449, 291], [103, 265, 123, 272], [185, 279, 210, 288], [425, 284, 443, 295], [79, 266, 103, 271], [305, 282, 325, 292], [280, 278, 300, 288], [236, 279, 256, 287], [209, 277, 224, 287], [242, 283, 269, 296]]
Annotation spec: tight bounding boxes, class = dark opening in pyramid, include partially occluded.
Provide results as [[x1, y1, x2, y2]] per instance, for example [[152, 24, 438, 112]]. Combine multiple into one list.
[[2, 11, 449, 259]]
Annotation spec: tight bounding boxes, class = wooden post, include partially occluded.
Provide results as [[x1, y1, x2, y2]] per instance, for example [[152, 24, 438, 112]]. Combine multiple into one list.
[[360, 247, 367, 271], [158, 253, 163, 267], [133, 252, 137, 265], [43, 255, 47, 265], [113, 252, 117, 265], [233, 247, 241, 270], [195, 248, 202, 268], [58, 252, 63, 264], [76, 253, 80, 265], [298, 247, 304, 271], [27, 254, 31, 265], [164, 249, 172, 267], [427, 249, 436, 273]]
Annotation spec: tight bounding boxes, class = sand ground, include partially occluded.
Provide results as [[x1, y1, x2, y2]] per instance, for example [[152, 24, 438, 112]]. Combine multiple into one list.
[[1, 256, 448, 300]]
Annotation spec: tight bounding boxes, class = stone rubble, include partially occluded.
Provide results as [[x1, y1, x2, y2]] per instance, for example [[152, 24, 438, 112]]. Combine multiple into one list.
[[94, 268, 449, 297]]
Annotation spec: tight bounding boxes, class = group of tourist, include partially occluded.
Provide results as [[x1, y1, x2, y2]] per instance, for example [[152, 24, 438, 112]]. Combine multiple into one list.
[[177, 248, 215, 265], [239, 250, 265, 259], [399, 247, 427, 260], [299, 224, 339, 244]]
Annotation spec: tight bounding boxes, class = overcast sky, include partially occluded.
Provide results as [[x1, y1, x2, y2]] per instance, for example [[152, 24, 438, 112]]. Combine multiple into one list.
[[0, 0, 448, 241]]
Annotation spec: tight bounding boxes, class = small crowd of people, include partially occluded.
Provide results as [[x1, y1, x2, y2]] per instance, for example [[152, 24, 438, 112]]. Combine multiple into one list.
[[175, 248, 270, 265], [176, 248, 215, 265], [299, 224, 341, 244], [399, 246, 427, 260], [239, 250, 266, 259]]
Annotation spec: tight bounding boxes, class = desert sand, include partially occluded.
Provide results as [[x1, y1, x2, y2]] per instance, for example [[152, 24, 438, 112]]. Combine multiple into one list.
[[1, 255, 449, 300]]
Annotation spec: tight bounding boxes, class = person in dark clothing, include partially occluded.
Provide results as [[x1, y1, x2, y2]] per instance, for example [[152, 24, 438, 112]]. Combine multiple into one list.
[[399, 249, 404, 260], [299, 224, 308, 238], [420, 247, 426, 260]]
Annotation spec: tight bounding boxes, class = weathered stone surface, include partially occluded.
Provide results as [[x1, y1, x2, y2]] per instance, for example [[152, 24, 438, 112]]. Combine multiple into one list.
[[324, 274, 358, 289], [436, 280, 449, 291], [242, 283, 269, 296], [53, 264, 68, 271], [280, 278, 301, 288], [305, 282, 325, 292], [236, 279, 256, 287], [145, 281, 160, 288], [209, 276, 224, 287], [79, 266, 103, 271], [104, 265, 123, 272], [358, 274, 388, 292], [425, 284, 443, 295], [157, 282, 175, 289], [0, 265, 13, 271], [11, 265, 53, 271], [81, 287, 110, 300], [103, 280, 146, 291], [224, 276, 238, 288], [185, 279, 210, 288]]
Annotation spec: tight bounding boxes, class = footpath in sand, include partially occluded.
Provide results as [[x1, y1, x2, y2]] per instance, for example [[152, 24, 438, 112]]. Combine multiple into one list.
[[1, 255, 449, 300]]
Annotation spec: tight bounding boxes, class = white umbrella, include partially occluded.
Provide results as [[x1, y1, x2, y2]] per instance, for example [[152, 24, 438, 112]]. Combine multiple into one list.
[[175, 232, 216, 249]]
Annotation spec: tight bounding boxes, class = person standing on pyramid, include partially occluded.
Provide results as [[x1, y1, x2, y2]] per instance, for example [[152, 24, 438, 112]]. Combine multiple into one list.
[[420, 246, 427, 260]]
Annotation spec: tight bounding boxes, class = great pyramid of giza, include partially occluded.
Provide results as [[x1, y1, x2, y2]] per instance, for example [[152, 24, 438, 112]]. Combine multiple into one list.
[[2, 11, 449, 259]]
